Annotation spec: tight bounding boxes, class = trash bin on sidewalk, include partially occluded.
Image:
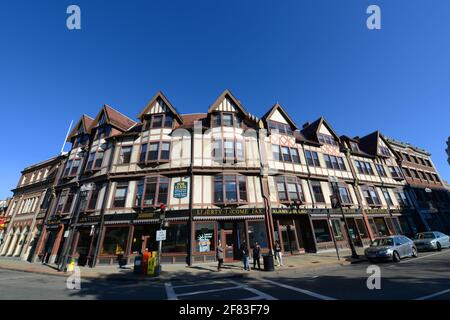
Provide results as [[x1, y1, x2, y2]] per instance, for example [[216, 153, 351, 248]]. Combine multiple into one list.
[[134, 255, 143, 274], [263, 254, 274, 271]]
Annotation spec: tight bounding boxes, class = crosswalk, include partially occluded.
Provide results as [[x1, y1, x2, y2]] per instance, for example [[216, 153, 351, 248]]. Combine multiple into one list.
[[164, 278, 278, 300]]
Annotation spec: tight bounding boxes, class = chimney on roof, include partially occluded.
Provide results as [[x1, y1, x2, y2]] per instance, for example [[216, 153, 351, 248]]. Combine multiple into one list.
[[354, 136, 360, 140], [302, 122, 310, 129]]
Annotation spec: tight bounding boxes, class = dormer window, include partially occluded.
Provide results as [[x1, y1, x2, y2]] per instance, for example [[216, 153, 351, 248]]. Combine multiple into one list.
[[211, 112, 243, 128], [96, 125, 111, 140], [268, 121, 293, 135], [144, 114, 173, 130], [378, 146, 391, 157], [350, 142, 360, 152], [318, 133, 338, 146]]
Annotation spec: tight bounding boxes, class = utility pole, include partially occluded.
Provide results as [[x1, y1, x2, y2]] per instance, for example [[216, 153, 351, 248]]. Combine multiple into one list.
[[329, 176, 359, 259], [57, 183, 93, 272]]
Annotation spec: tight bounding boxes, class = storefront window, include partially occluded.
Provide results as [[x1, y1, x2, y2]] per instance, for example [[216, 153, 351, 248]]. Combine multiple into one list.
[[248, 221, 267, 248], [312, 220, 331, 243], [368, 219, 379, 237], [373, 218, 389, 236], [331, 219, 344, 241], [131, 225, 158, 254], [75, 230, 91, 255], [355, 219, 369, 238], [131, 226, 145, 254], [391, 218, 403, 234], [162, 223, 188, 253], [101, 227, 129, 255], [194, 222, 215, 253], [398, 217, 412, 234]]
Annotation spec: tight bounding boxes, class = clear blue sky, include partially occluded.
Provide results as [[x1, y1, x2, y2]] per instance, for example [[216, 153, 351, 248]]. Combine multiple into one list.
[[0, 1, 449, 199]]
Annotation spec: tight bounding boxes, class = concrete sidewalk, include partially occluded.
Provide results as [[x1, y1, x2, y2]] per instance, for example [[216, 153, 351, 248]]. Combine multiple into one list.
[[0, 248, 366, 281]]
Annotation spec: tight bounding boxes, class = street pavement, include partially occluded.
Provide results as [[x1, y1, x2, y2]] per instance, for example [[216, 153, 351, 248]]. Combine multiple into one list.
[[0, 249, 449, 300]]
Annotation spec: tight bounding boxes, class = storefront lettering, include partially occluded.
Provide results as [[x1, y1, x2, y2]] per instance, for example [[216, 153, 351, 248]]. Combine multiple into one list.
[[193, 208, 264, 216], [272, 208, 307, 215]]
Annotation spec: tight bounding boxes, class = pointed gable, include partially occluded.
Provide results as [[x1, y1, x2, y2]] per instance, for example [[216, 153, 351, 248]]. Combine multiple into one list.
[[301, 117, 340, 144], [358, 131, 381, 156], [67, 115, 94, 142], [208, 90, 248, 115], [137, 91, 183, 124], [261, 103, 298, 130], [93, 105, 136, 132]]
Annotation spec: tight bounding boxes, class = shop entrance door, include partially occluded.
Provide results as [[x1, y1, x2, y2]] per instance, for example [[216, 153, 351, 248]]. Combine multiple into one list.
[[221, 230, 234, 263]]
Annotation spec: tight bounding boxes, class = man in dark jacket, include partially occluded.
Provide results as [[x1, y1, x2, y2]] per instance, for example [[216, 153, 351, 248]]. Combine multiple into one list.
[[240, 241, 250, 271], [252, 242, 261, 270]]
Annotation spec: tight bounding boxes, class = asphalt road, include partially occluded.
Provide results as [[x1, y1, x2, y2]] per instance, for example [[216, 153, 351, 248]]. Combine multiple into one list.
[[1, 249, 449, 300]]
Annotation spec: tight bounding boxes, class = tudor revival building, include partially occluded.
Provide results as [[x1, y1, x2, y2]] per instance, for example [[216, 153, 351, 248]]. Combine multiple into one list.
[[5, 90, 449, 267]]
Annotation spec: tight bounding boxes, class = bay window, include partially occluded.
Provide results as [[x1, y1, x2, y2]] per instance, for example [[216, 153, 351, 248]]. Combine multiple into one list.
[[139, 141, 171, 163], [87, 186, 99, 211], [63, 160, 73, 177], [212, 139, 245, 162], [381, 188, 394, 206], [305, 150, 321, 167], [142, 177, 170, 207], [267, 121, 293, 135], [69, 159, 80, 176], [214, 175, 247, 204], [272, 144, 301, 164], [362, 186, 381, 206], [119, 146, 132, 164], [211, 112, 243, 128], [113, 183, 128, 208], [276, 176, 305, 203], [311, 181, 325, 203], [144, 114, 173, 130]]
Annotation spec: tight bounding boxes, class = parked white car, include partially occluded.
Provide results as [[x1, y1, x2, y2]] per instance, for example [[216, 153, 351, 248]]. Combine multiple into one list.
[[413, 231, 450, 251]]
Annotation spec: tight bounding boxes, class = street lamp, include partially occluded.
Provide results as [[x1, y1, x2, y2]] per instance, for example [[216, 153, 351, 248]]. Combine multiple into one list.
[[328, 176, 359, 259], [58, 183, 94, 272]]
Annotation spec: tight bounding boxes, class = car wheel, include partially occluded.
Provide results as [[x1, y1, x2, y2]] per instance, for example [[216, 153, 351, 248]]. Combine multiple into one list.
[[412, 247, 418, 258], [436, 242, 442, 251], [393, 251, 401, 262]]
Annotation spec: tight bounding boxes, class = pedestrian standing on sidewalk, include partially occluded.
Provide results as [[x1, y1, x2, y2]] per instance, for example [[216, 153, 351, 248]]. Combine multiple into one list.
[[216, 240, 224, 271], [252, 242, 261, 270], [274, 240, 283, 267], [240, 241, 250, 271]]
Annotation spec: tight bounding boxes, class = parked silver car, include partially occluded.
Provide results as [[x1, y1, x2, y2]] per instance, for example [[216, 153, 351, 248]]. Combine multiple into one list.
[[365, 235, 418, 262], [413, 231, 450, 251]]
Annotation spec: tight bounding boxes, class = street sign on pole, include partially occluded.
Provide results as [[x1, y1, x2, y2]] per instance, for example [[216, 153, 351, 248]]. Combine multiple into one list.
[[156, 230, 166, 241]]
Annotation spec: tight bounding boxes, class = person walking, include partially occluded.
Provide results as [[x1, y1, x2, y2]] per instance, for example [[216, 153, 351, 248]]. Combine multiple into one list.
[[216, 240, 224, 271], [274, 240, 283, 267], [240, 241, 250, 271], [252, 242, 261, 270]]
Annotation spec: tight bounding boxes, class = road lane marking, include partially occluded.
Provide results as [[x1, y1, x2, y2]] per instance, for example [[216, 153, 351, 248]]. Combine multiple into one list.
[[259, 278, 337, 300], [415, 289, 450, 300], [172, 281, 228, 289], [176, 285, 242, 297], [164, 282, 178, 300], [227, 279, 277, 300], [399, 250, 450, 264]]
